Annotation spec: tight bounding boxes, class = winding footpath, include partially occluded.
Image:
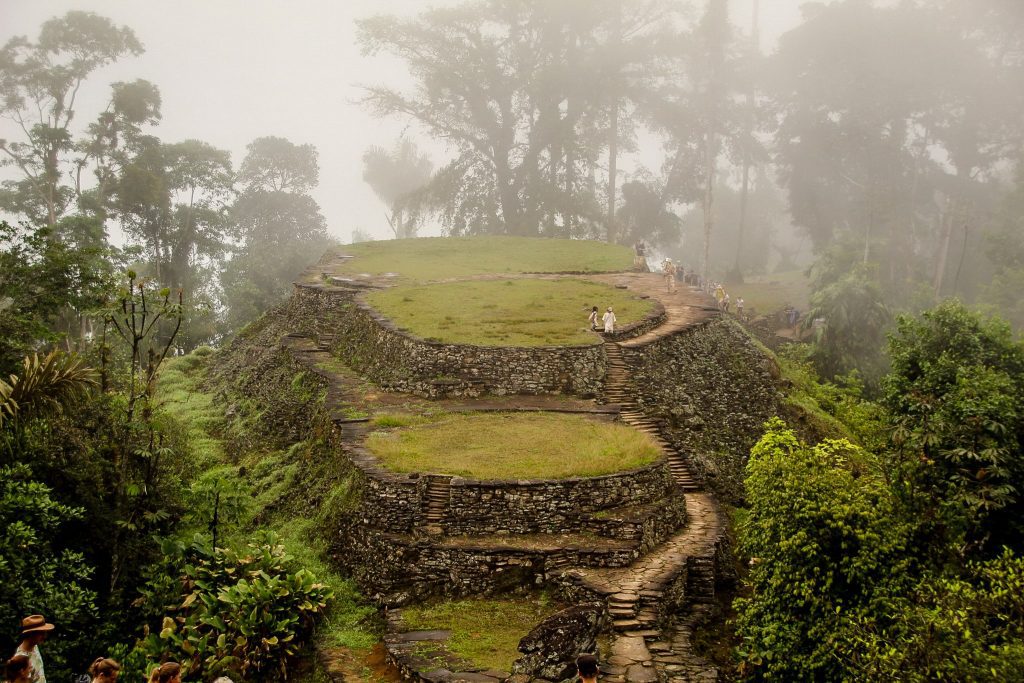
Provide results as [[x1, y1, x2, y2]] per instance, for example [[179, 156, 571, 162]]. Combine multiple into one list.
[[296, 262, 729, 682], [584, 274, 725, 683]]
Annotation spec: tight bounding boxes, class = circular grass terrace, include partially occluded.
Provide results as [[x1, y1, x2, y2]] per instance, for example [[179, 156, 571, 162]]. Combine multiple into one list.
[[328, 236, 634, 282], [364, 278, 656, 347], [365, 412, 661, 480]]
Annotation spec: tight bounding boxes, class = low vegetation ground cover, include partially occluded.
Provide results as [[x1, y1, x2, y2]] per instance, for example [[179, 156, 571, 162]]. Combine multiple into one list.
[[330, 236, 634, 281], [400, 595, 562, 672], [156, 354, 382, 680], [365, 278, 654, 346], [366, 412, 660, 479]]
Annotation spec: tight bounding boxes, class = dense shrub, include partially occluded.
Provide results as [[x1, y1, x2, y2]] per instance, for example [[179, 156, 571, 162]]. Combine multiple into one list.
[[140, 534, 332, 681]]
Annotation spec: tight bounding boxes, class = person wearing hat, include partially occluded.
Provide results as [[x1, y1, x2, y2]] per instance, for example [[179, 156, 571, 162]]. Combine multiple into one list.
[[13, 615, 53, 683], [662, 258, 677, 293], [602, 306, 617, 333]]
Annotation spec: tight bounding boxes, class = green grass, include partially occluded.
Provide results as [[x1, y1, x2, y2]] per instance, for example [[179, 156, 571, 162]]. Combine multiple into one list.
[[365, 279, 654, 346], [366, 412, 660, 480], [330, 236, 633, 281], [157, 347, 225, 469], [727, 269, 810, 317], [155, 351, 383, 664], [401, 595, 561, 672]]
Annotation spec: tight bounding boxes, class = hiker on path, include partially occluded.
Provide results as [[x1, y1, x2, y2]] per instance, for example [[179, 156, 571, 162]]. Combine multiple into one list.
[[736, 297, 745, 321], [12, 616, 53, 683], [603, 307, 617, 333], [723, 293, 731, 313], [662, 258, 677, 293], [576, 654, 599, 683], [714, 284, 725, 309], [588, 306, 599, 331]]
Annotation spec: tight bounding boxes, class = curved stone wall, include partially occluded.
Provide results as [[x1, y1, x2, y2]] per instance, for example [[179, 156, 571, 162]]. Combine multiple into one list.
[[334, 432, 679, 537], [289, 283, 607, 398]]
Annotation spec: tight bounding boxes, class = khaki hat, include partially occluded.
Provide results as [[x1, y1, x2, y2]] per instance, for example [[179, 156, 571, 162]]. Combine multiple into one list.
[[20, 615, 55, 636]]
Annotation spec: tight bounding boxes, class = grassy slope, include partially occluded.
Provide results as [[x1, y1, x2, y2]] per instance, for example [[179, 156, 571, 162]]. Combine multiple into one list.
[[401, 596, 561, 672], [330, 236, 634, 281], [366, 279, 655, 346], [366, 412, 660, 480], [156, 353, 380, 668]]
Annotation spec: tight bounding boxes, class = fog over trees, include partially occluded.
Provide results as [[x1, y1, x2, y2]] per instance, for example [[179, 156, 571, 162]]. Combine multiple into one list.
[[2, 1, 1024, 681]]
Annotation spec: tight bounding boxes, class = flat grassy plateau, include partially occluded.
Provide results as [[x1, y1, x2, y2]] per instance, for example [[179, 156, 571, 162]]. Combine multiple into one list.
[[401, 595, 562, 672], [365, 279, 654, 347], [328, 236, 634, 281], [365, 412, 661, 480]]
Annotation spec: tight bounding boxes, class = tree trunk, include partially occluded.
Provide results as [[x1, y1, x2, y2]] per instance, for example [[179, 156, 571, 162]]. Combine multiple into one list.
[[933, 205, 954, 299], [702, 133, 717, 283], [732, 0, 759, 282], [607, 100, 619, 243]]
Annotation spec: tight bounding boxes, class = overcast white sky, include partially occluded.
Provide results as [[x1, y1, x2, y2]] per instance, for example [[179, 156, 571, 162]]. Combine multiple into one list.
[[0, 0, 810, 243]]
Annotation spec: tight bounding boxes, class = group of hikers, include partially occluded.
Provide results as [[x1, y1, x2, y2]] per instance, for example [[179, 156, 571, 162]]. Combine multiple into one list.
[[3, 616, 204, 683], [588, 305, 618, 333]]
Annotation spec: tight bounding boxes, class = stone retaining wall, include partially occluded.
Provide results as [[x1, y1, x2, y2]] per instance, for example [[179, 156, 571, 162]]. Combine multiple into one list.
[[288, 283, 607, 398], [443, 463, 677, 535], [624, 317, 782, 503]]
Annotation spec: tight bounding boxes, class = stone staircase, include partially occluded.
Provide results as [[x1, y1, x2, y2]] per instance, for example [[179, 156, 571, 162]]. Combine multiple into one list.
[[590, 335, 724, 680], [422, 476, 451, 536], [602, 341, 699, 492], [317, 333, 335, 351]]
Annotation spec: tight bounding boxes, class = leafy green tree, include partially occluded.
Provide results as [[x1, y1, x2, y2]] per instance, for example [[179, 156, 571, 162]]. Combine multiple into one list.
[[735, 418, 912, 680], [221, 137, 331, 334], [0, 220, 120, 373], [803, 261, 891, 383], [615, 179, 680, 249], [0, 11, 143, 227], [884, 300, 1024, 557], [0, 464, 98, 682]]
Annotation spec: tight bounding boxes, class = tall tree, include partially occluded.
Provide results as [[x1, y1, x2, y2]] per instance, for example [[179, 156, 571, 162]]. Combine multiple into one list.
[[222, 137, 331, 333], [358, 0, 680, 238], [361, 139, 433, 238], [0, 11, 143, 227]]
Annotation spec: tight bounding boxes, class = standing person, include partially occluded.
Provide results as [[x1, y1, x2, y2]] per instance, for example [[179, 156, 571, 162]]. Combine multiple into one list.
[[12, 616, 53, 683], [714, 283, 725, 309], [5, 657, 32, 683], [723, 293, 731, 313], [602, 307, 617, 333], [88, 659, 120, 683], [576, 654, 599, 683], [662, 258, 677, 293], [588, 306, 599, 331], [736, 297, 745, 321]]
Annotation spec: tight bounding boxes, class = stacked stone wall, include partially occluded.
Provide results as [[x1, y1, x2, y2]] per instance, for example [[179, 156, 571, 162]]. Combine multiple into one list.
[[288, 284, 607, 398], [443, 463, 676, 535], [624, 318, 781, 503]]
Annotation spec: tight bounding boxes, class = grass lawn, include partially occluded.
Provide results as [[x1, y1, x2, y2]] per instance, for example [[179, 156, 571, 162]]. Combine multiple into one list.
[[365, 412, 660, 480], [330, 236, 633, 281], [726, 269, 810, 317], [401, 595, 561, 672], [365, 278, 655, 346]]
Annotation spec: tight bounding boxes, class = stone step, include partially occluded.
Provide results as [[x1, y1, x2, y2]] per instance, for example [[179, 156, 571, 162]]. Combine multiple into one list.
[[612, 619, 644, 631]]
